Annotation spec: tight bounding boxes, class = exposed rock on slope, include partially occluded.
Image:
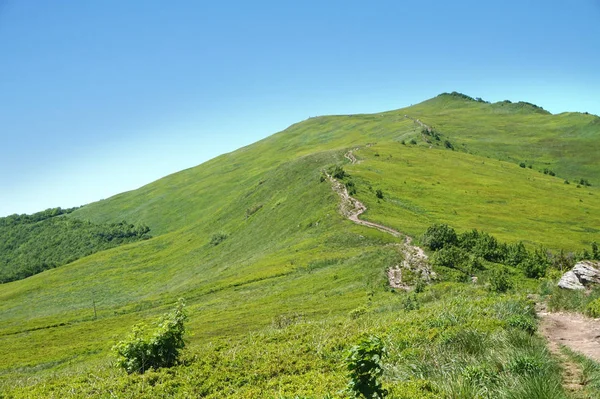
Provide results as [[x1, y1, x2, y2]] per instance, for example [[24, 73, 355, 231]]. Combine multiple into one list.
[[558, 261, 600, 290]]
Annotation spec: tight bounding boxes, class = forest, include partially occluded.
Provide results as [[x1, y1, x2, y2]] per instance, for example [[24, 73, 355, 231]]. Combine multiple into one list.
[[0, 207, 151, 283]]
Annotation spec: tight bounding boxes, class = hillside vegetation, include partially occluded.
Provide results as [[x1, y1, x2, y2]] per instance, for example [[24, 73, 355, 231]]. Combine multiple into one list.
[[1, 93, 599, 397], [0, 208, 150, 283]]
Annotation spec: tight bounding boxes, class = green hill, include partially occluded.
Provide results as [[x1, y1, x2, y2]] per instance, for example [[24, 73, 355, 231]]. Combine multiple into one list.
[[1, 93, 599, 397]]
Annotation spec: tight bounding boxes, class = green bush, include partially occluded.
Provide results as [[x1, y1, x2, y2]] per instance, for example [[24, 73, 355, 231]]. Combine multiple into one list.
[[210, 232, 228, 246], [422, 224, 458, 251], [375, 189, 384, 199], [346, 335, 388, 398], [489, 267, 513, 293], [431, 246, 469, 271], [114, 299, 187, 374], [586, 298, 600, 318], [332, 165, 347, 179]]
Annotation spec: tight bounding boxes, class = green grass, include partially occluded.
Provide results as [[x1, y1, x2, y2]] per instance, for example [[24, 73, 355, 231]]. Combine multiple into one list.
[[1, 93, 599, 397]]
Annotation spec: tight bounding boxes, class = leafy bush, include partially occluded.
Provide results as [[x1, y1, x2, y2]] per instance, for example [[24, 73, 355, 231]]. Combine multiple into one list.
[[409, 138, 417, 145], [346, 180, 357, 195], [489, 267, 513, 293], [431, 246, 469, 271], [444, 140, 454, 150], [520, 248, 549, 279], [519, 162, 526, 168], [331, 165, 347, 179], [114, 299, 187, 374], [349, 306, 367, 319], [422, 224, 458, 251], [346, 336, 388, 398], [375, 189, 384, 199], [586, 298, 600, 318]]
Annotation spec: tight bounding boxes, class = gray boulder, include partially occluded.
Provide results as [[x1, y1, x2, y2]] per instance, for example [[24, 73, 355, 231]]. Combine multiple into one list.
[[558, 270, 585, 290], [572, 261, 600, 285], [558, 260, 600, 290]]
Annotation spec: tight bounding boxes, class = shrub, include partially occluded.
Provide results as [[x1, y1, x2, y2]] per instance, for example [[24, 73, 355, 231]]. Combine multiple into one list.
[[586, 298, 600, 318], [422, 224, 458, 251], [210, 232, 228, 246], [519, 162, 526, 168], [346, 180, 357, 195], [505, 242, 528, 267], [349, 306, 368, 319], [409, 139, 417, 145], [520, 248, 550, 279], [346, 336, 388, 398], [114, 299, 187, 374], [489, 267, 513, 293], [431, 246, 469, 271], [332, 165, 347, 179], [444, 140, 454, 150], [375, 189, 384, 199]]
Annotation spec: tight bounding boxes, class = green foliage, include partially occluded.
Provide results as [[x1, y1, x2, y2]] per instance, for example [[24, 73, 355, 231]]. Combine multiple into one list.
[[375, 189, 383, 199], [444, 139, 454, 150], [586, 298, 600, 318], [409, 138, 417, 145], [489, 267, 513, 293], [209, 232, 228, 246], [431, 246, 469, 270], [346, 180, 357, 195], [114, 299, 187, 374], [346, 335, 387, 398], [331, 165, 347, 179], [422, 224, 457, 251], [507, 314, 537, 334], [519, 162, 526, 168], [0, 212, 150, 282], [520, 248, 550, 279]]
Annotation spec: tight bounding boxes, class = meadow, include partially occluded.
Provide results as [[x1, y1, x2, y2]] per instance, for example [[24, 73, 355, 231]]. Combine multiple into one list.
[[1, 93, 599, 397]]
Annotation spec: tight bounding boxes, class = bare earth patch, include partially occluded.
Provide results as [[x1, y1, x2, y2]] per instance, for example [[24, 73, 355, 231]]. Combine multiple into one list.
[[539, 310, 600, 392]]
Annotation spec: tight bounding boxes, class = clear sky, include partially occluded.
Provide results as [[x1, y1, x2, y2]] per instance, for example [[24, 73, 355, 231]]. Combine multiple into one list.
[[1, 0, 599, 216]]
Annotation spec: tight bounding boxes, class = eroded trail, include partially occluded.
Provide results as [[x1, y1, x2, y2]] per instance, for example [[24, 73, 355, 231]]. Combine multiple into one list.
[[326, 150, 431, 289], [539, 311, 600, 362]]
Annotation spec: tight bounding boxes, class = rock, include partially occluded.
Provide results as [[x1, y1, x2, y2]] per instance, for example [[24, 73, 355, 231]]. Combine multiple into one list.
[[572, 261, 600, 286], [558, 270, 585, 290]]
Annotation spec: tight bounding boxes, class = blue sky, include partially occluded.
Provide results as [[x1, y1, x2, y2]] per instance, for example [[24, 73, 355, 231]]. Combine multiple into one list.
[[1, 0, 599, 216]]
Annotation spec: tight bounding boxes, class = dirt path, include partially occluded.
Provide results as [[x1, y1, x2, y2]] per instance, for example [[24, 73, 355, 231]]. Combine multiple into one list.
[[539, 310, 600, 362], [326, 150, 431, 288], [538, 310, 600, 393]]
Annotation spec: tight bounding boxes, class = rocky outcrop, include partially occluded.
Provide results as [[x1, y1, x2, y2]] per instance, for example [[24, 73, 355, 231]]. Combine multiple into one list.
[[558, 261, 600, 290], [558, 270, 585, 290]]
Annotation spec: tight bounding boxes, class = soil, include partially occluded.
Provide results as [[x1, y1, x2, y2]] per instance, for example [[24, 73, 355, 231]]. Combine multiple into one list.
[[539, 310, 600, 362]]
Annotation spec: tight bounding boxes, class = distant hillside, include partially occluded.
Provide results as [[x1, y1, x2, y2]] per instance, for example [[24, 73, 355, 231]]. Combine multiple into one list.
[[0, 208, 150, 282]]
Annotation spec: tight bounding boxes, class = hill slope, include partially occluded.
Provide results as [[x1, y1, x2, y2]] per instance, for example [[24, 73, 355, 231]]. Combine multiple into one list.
[[1, 93, 599, 397]]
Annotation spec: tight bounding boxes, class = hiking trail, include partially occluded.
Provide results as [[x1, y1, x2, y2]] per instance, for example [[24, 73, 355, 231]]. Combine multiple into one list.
[[538, 306, 600, 393], [326, 149, 432, 289]]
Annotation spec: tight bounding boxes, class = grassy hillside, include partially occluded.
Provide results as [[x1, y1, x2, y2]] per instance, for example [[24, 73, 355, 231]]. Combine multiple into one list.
[[1, 93, 599, 397]]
